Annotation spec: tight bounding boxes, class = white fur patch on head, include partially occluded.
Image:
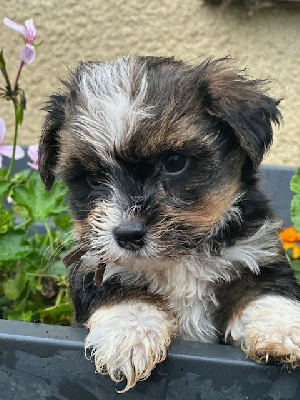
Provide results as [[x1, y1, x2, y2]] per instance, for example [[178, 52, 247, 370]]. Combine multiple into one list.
[[226, 295, 300, 366], [85, 301, 177, 392], [69, 57, 152, 159]]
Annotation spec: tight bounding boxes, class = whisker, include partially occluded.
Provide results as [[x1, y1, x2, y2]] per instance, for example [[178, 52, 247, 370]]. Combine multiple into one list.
[[42, 230, 78, 271]]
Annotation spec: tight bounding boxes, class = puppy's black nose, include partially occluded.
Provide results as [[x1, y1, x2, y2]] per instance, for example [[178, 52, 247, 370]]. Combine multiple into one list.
[[113, 223, 146, 250]]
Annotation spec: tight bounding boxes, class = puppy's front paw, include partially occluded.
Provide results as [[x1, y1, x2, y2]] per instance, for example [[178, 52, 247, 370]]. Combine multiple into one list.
[[85, 301, 177, 392], [227, 295, 300, 367], [243, 326, 300, 366]]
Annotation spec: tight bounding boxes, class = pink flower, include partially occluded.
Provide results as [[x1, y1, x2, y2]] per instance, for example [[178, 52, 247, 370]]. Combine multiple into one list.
[[20, 44, 35, 65], [3, 17, 37, 44], [0, 117, 25, 168], [27, 143, 39, 170], [3, 17, 37, 65]]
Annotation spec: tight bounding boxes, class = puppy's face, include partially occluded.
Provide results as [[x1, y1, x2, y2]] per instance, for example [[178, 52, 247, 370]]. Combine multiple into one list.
[[39, 57, 280, 265]]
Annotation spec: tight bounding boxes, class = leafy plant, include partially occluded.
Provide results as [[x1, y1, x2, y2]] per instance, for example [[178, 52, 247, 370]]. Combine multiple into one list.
[[0, 17, 74, 325], [0, 169, 74, 324], [280, 168, 300, 282], [290, 169, 300, 279], [291, 168, 300, 233]]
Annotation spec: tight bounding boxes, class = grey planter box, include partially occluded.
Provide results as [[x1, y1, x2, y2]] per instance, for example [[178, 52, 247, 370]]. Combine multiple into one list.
[[0, 157, 298, 399]]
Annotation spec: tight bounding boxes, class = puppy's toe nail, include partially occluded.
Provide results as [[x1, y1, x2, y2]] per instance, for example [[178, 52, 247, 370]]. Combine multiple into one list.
[[265, 352, 269, 363]]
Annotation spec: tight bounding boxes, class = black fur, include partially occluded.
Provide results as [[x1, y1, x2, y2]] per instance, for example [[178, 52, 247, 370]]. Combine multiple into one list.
[[39, 94, 66, 189], [70, 266, 152, 324]]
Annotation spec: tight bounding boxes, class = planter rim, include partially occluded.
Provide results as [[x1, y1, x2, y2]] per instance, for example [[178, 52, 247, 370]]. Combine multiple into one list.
[[1, 318, 300, 400]]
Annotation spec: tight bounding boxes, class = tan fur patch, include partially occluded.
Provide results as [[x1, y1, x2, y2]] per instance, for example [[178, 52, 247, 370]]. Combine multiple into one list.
[[135, 115, 202, 158], [164, 179, 240, 233], [73, 220, 87, 238]]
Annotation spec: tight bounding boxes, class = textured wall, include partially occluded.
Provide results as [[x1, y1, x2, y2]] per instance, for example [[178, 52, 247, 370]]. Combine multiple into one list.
[[0, 0, 299, 166]]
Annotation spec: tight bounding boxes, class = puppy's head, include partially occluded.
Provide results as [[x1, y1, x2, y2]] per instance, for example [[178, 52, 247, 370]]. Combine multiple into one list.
[[39, 56, 281, 264]]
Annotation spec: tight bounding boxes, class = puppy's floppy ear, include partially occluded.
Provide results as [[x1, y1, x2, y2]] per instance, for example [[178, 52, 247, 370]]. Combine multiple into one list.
[[199, 58, 282, 167], [39, 93, 66, 190]]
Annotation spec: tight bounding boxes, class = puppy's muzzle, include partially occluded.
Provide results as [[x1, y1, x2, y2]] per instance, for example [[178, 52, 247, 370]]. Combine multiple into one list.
[[113, 222, 146, 251]]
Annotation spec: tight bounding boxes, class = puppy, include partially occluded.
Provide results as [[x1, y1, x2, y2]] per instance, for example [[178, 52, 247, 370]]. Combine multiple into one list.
[[39, 56, 300, 392]]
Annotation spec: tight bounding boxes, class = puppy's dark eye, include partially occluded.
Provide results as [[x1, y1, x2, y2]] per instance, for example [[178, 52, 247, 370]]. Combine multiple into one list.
[[162, 154, 188, 174]]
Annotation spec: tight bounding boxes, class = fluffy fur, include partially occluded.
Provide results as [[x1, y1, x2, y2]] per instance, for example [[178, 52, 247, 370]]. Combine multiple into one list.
[[226, 295, 300, 366], [39, 56, 300, 391], [86, 301, 177, 392]]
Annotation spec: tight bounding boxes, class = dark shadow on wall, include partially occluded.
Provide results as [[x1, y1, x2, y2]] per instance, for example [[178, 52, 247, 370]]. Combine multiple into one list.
[[203, 0, 300, 16]]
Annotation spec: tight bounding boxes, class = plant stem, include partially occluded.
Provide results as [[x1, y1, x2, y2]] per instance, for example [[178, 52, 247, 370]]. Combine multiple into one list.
[[14, 219, 32, 230], [14, 61, 25, 91], [55, 286, 64, 306], [26, 272, 61, 278], [5, 101, 19, 179], [45, 218, 54, 251]]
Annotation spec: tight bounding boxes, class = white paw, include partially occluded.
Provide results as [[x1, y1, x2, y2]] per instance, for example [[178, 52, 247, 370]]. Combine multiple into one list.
[[85, 301, 177, 392], [227, 295, 300, 366]]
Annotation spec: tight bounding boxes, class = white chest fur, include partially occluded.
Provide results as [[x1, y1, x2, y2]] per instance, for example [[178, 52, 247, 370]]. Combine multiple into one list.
[[103, 257, 219, 343]]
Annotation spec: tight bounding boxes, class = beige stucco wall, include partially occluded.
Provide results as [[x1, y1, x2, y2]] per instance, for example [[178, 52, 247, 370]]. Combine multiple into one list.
[[0, 0, 299, 166]]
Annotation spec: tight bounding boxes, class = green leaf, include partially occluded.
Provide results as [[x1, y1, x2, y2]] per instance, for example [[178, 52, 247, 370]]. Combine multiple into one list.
[[20, 311, 33, 322], [0, 208, 13, 233], [12, 173, 69, 222], [291, 259, 300, 272], [4, 270, 27, 300], [54, 214, 73, 232], [0, 230, 32, 260], [0, 168, 8, 179], [16, 105, 24, 125], [291, 193, 300, 232], [0, 50, 6, 71], [0, 181, 11, 196], [11, 170, 30, 184], [16, 92, 26, 125], [40, 302, 72, 325], [13, 203, 31, 220], [3, 296, 27, 320], [20, 91, 26, 109], [291, 168, 300, 194], [46, 260, 68, 276], [4, 309, 23, 321]]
